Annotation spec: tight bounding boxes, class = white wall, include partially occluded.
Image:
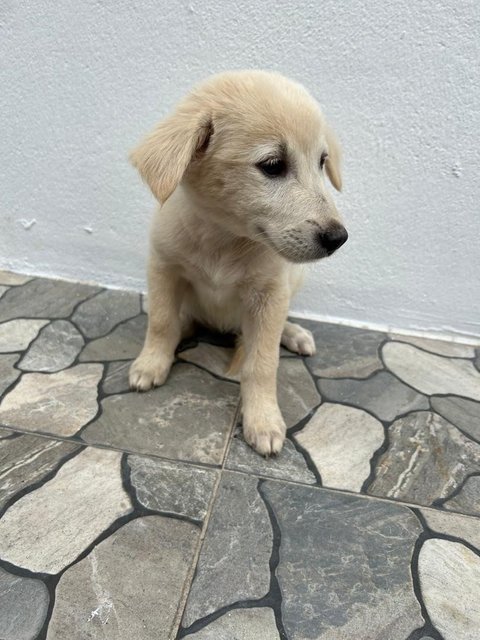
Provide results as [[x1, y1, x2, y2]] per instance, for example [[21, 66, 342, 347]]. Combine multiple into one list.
[[1, 1, 479, 338]]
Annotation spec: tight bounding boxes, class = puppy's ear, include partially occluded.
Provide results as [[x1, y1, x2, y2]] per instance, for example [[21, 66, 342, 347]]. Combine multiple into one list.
[[325, 125, 342, 192], [130, 98, 212, 204]]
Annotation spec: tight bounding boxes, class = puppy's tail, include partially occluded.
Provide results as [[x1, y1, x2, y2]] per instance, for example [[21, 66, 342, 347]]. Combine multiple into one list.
[[226, 338, 244, 378]]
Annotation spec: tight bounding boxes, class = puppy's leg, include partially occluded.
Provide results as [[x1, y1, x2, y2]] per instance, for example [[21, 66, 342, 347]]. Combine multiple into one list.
[[281, 321, 316, 356], [129, 261, 185, 391], [241, 288, 289, 456]]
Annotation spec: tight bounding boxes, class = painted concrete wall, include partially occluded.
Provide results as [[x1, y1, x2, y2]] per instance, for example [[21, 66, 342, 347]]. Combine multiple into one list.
[[1, 1, 479, 338]]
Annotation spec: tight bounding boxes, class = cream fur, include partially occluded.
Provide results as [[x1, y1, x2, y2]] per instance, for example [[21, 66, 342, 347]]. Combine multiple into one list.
[[129, 70, 346, 456]]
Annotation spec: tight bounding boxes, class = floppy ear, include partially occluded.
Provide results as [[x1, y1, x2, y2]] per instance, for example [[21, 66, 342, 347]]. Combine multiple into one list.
[[325, 125, 342, 192], [130, 98, 212, 204]]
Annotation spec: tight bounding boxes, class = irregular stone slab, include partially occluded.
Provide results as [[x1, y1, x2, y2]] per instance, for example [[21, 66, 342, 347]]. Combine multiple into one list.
[[475, 350, 480, 371], [183, 473, 272, 627], [442, 476, 480, 516], [0, 319, 48, 353], [0, 364, 103, 437], [179, 343, 238, 381], [79, 315, 147, 362], [0, 278, 101, 323], [368, 412, 480, 507], [83, 364, 238, 464], [422, 508, 480, 551], [419, 539, 480, 640], [72, 289, 141, 339], [296, 403, 384, 491], [318, 371, 428, 421], [188, 608, 280, 639], [18, 320, 84, 372], [383, 342, 480, 401], [389, 334, 475, 358], [102, 360, 131, 395], [47, 516, 198, 640], [0, 447, 131, 574], [0, 285, 7, 299], [263, 482, 423, 639], [128, 455, 218, 521], [0, 565, 49, 640], [431, 396, 480, 442], [277, 358, 320, 428], [0, 271, 32, 286], [301, 320, 385, 378], [0, 354, 21, 396], [227, 426, 316, 484], [0, 430, 79, 510]]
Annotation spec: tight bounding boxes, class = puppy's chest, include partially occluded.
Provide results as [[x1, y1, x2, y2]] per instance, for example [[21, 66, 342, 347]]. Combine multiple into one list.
[[182, 254, 245, 301]]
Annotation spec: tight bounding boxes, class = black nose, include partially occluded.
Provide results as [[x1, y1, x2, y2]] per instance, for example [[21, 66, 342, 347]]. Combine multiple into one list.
[[318, 225, 348, 254]]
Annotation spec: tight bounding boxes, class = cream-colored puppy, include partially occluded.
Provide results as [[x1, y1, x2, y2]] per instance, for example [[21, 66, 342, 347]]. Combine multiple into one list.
[[129, 70, 347, 456]]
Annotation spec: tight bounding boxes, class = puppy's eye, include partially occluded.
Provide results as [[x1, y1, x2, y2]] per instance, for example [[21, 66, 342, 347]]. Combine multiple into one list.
[[257, 159, 287, 178], [320, 152, 328, 169]]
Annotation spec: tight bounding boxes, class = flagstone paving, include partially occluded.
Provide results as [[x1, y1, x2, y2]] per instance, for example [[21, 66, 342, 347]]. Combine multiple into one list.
[[0, 271, 479, 639]]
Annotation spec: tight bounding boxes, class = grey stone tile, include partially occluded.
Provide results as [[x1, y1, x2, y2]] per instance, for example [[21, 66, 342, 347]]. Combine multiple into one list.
[[128, 454, 218, 521], [0, 319, 49, 353], [0, 429, 80, 510], [368, 412, 480, 509], [72, 289, 141, 339], [443, 476, 480, 516], [102, 360, 131, 395], [226, 426, 316, 484], [0, 279, 101, 323], [0, 285, 8, 299], [82, 364, 238, 464], [0, 364, 103, 437], [277, 358, 320, 428], [431, 395, 480, 442], [0, 354, 21, 397], [302, 320, 385, 379], [419, 538, 480, 640], [262, 482, 423, 639], [0, 566, 49, 640], [389, 333, 476, 358], [179, 344, 238, 381], [318, 370, 429, 421], [0, 271, 32, 286], [79, 315, 147, 362], [47, 516, 199, 640], [182, 472, 272, 628], [383, 341, 480, 401], [0, 447, 132, 574], [475, 349, 480, 371], [18, 320, 84, 372], [188, 608, 280, 639], [295, 403, 384, 491], [421, 508, 480, 551]]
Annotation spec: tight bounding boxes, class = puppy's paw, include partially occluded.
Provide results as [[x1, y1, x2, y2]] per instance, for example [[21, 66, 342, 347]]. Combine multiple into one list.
[[281, 323, 316, 356], [243, 413, 286, 457], [129, 353, 172, 391]]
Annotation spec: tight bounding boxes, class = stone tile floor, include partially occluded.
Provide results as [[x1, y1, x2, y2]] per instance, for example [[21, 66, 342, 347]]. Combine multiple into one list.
[[0, 270, 479, 639]]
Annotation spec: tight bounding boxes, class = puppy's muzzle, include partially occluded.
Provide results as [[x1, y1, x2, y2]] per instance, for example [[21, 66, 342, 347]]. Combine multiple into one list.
[[317, 224, 348, 255]]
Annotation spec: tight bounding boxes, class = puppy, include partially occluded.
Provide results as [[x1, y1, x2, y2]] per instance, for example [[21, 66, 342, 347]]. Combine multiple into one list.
[[129, 70, 347, 456]]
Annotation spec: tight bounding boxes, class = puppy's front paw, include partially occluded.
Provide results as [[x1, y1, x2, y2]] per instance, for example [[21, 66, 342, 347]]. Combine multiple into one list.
[[243, 411, 286, 457], [281, 323, 316, 356], [129, 353, 172, 391]]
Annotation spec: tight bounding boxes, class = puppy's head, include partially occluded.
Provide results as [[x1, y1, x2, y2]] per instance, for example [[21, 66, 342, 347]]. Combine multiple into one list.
[[131, 70, 347, 262]]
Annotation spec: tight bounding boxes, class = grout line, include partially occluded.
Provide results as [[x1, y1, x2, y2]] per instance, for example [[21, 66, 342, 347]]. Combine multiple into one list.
[[171, 399, 242, 637]]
